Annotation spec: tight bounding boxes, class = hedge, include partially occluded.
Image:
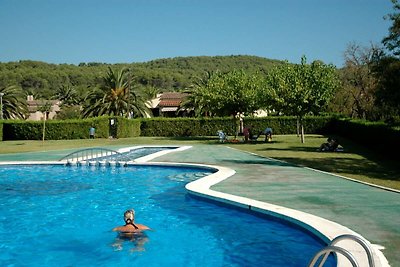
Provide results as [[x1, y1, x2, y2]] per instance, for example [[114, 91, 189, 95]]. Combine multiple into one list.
[[241, 116, 333, 135], [114, 117, 141, 138], [1, 116, 334, 141], [2, 117, 110, 140], [139, 116, 333, 137], [330, 118, 400, 158], [140, 117, 238, 137], [1, 116, 142, 141]]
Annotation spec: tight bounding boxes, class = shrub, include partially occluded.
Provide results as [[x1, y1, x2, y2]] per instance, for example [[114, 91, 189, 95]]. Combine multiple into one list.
[[242, 116, 332, 135], [331, 118, 400, 158], [2, 117, 110, 140], [139, 116, 332, 137], [114, 117, 141, 138], [140, 117, 238, 137]]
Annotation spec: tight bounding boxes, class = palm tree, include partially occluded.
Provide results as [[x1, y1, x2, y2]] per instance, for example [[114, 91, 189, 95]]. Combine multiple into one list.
[[180, 71, 215, 117], [53, 84, 81, 106], [0, 85, 28, 119], [82, 67, 149, 118]]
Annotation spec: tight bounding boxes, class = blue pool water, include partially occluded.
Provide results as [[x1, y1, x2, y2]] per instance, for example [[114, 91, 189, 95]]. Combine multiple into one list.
[[96, 147, 177, 162], [0, 164, 335, 267]]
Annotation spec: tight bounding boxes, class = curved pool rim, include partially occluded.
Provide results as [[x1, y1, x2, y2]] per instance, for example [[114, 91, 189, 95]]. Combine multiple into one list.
[[0, 145, 390, 267]]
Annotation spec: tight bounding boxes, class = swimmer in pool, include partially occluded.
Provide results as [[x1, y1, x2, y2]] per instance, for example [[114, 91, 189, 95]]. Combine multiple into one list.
[[113, 209, 150, 233], [112, 209, 150, 252]]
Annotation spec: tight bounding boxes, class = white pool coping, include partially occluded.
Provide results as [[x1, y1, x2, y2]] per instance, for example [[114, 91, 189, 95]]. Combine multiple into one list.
[[183, 162, 390, 267], [117, 145, 192, 163], [0, 145, 390, 267]]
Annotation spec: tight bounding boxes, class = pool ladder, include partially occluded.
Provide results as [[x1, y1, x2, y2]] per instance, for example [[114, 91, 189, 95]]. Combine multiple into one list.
[[308, 234, 375, 267], [67, 160, 128, 167], [59, 147, 130, 167]]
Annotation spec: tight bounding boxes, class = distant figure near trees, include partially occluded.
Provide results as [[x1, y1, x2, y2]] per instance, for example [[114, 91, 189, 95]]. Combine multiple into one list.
[[319, 137, 343, 152], [263, 127, 273, 142], [243, 126, 252, 142], [89, 126, 95, 139]]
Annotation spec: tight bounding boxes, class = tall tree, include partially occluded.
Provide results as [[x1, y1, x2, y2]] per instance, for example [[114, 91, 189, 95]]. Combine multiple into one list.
[[333, 43, 380, 119], [53, 84, 81, 106], [187, 70, 263, 117], [382, 0, 400, 56], [181, 71, 214, 117], [52, 84, 82, 120], [265, 57, 339, 143], [372, 56, 400, 117], [374, 0, 400, 117], [82, 67, 149, 118], [182, 70, 264, 134], [0, 85, 28, 119]]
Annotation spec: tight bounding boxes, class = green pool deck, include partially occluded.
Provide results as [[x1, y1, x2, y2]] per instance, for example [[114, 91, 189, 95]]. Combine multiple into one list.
[[0, 144, 399, 266]]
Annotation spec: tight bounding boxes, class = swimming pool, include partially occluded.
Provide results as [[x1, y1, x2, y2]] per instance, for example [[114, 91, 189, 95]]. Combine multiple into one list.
[[0, 164, 335, 266], [97, 146, 178, 162]]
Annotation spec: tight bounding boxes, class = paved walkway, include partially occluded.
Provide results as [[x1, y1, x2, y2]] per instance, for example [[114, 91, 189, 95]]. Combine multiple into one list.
[[1, 145, 399, 266]]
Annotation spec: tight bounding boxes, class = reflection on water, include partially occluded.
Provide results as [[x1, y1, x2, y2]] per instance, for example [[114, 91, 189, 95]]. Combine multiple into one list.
[[1, 180, 92, 196]]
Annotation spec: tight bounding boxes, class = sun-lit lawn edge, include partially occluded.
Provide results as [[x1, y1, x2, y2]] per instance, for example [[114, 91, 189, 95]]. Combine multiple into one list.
[[227, 134, 400, 191], [0, 135, 399, 190]]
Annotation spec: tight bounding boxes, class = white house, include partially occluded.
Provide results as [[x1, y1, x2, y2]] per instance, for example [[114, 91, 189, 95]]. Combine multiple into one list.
[[26, 95, 61, 121]]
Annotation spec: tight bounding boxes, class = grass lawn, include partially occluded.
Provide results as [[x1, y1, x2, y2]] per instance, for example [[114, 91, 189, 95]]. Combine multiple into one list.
[[0, 134, 399, 190], [226, 134, 400, 191]]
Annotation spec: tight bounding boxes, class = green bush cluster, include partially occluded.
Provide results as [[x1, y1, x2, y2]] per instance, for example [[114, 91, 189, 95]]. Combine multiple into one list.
[[0, 116, 335, 140], [140, 117, 237, 137], [331, 118, 400, 158], [3, 121, 41, 140], [242, 116, 332, 135], [2, 117, 111, 140], [385, 116, 400, 127], [1, 116, 142, 141], [139, 116, 332, 137], [114, 117, 141, 138]]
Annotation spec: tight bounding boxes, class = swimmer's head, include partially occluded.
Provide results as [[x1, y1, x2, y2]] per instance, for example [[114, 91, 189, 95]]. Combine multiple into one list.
[[124, 209, 135, 224]]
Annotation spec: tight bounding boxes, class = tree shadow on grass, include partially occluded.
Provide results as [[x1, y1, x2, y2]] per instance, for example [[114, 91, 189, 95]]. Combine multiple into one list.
[[153, 136, 216, 142], [274, 156, 400, 182], [256, 146, 322, 153], [227, 140, 282, 145], [219, 158, 295, 167]]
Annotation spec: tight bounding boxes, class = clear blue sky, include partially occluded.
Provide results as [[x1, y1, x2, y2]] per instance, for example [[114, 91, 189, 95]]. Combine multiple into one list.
[[0, 0, 394, 67]]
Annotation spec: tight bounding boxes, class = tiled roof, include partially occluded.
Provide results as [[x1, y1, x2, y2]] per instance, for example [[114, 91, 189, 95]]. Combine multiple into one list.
[[160, 92, 188, 99], [158, 92, 188, 107], [159, 99, 182, 107]]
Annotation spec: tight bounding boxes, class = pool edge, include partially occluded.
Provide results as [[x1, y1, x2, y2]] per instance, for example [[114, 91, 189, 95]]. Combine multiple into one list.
[[181, 163, 390, 267]]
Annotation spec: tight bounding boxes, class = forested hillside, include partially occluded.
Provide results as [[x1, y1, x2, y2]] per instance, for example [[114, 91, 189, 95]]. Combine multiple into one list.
[[0, 55, 284, 99]]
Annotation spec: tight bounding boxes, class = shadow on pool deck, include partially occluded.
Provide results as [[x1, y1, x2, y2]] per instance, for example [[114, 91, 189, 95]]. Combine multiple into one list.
[[0, 144, 399, 266], [219, 158, 295, 167]]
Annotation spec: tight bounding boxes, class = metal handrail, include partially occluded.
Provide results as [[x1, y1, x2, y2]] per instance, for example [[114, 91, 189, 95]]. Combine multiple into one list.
[[59, 148, 130, 162], [326, 234, 375, 267], [308, 234, 375, 267], [308, 246, 359, 267]]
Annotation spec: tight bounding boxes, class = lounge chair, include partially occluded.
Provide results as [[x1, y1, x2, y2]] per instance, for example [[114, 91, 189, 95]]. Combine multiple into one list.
[[217, 130, 228, 143]]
